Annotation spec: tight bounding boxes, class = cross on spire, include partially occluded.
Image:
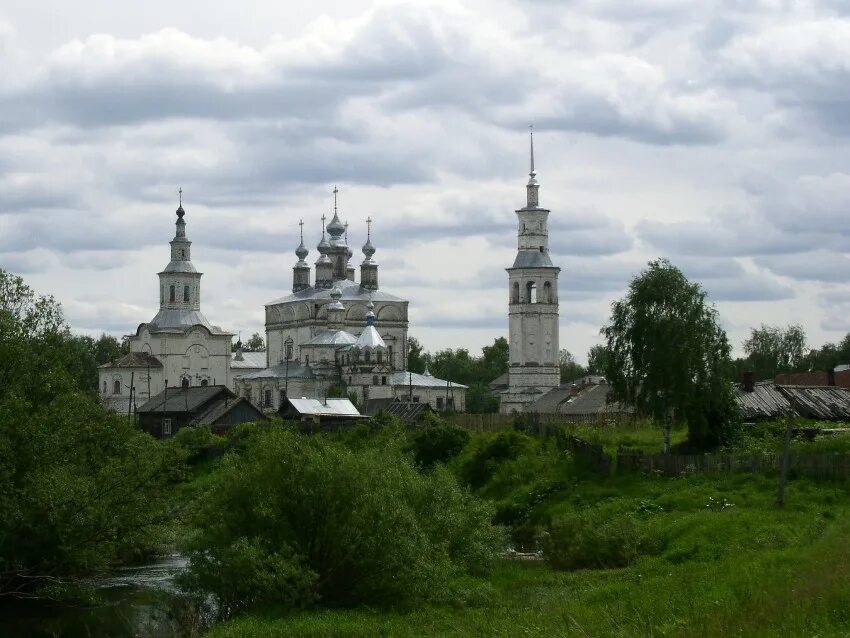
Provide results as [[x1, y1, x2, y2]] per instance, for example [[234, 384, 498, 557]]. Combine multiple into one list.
[[321, 213, 327, 237], [299, 218, 304, 242], [333, 185, 338, 216], [178, 187, 183, 207], [529, 124, 535, 177], [366, 216, 372, 239]]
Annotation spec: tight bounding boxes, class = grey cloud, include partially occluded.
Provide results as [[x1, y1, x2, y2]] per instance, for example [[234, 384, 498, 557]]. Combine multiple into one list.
[[755, 252, 850, 283]]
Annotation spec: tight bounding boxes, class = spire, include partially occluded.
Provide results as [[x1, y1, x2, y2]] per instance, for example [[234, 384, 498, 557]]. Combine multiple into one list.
[[175, 187, 187, 238], [317, 213, 330, 255], [526, 125, 540, 208], [327, 185, 346, 241]]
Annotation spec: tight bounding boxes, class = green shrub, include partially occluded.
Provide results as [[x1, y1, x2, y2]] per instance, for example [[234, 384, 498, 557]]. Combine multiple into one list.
[[181, 429, 503, 617], [544, 506, 648, 570], [408, 423, 470, 469], [456, 430, 536, 490], [171, 424, 226, 462]]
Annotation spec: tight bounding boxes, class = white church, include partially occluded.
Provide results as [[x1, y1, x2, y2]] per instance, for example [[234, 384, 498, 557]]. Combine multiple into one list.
[[99, 132, 561, 416]]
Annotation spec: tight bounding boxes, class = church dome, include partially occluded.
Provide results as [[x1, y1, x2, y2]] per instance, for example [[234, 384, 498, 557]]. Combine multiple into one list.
[[327, 213, 345, 239], [362, 237, 376, 260], [295, 240, 309, 261], [317, 234, 330, 254]]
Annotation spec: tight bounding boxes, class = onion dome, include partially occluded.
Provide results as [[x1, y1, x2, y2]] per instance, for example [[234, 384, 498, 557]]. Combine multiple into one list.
[[327, 213, 345, 239], [362, 237, 376, 261], [296, 241, 309, 261], [317, 233, 330, 255]]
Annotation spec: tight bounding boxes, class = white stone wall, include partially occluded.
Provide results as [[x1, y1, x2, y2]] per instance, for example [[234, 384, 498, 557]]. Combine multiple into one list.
[[98, 366, 164, 406]]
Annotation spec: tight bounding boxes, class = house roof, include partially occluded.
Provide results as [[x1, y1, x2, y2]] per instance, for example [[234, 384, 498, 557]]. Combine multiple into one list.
[[231, 351, 267, 369], [734, 381, 797, 420], [99, 351, 163, 369], [734, 382, 850, 421], [531, 381, 632, 415], [284, 398, 365, 418], [137, 385, 234, 414], [189, 396, 266, 426], [382, 400, 431, 420], [303, 330, 358, 346]]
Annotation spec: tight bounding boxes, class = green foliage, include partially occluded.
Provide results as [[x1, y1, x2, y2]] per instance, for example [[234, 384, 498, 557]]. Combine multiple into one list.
[[558, 349, 586, 383], [742, 323, 807, 380], [544, 506, 646, 570], [171, 424, 227, 463], [182, 429, 503, 617], [0, 269, 184, 597], [243, 332, 265, 352], [602, 258, 740, 449], [407, 419, 470, 469], [455, 431, 537, 491], [586, 344, 609, 376], [407, 336, 427, 373]]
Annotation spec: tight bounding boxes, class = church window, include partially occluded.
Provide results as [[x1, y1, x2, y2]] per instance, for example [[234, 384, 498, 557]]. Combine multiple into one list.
[[373, 375, 379, 385], [184, 285, 190, 303], [526, 281, 537, 304], [365, 351, 371, 363], [349, 376, 352, 385], [182, 378, 189, 389], [543, 281, 552, 303], [436, 397, 443, 410], [381, 376, 387, 385], [512, 282, 520, 304], [539, 246, 544, 252], [113, 379, 121, 394], [264, 389, 272, 408], [377, 351, 383, 363], [181, 249, 185, 258], [102, 380, 107, 394], [284, 338, 293, 360], [169, 285, 176, 303], [305, 355, 309, 365], [201, 379, 209, 387]]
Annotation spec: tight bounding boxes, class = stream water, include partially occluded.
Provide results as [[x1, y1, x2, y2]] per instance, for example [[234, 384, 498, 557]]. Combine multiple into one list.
[[0, 554, 210, 638]]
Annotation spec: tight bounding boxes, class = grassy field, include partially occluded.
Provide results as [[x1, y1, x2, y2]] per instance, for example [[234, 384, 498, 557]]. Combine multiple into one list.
[[206, 467, 850, 637]]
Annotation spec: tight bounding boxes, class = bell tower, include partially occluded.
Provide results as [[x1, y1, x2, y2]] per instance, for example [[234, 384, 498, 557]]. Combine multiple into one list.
[[501, 128, 561, 413]]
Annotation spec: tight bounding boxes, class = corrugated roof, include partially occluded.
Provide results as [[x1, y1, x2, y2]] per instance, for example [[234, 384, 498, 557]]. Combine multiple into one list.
[[266, 281, 405, 306], [231, 351, 267, 369], [190, 396, 266, 425], [532, 381, 631, 415], [734, 382, 797, 420], [142, 309, 230, 336], [389, 371, 468, 389], [137, 385, 234, 413], [237, 362, 315, 381], [510, 250, 556, 269], [99, 352, 163, 369], [779, 385, 850, 420], [286, 398, 364, 417]]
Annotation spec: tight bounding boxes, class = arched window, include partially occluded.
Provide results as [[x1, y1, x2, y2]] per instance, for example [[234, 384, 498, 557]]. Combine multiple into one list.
[[388, 346, 393, 365], [284, 338, 293, 360], [181, 249, 185, 258], [169, 285, 176, 303], [365, 351, 371, 363], [113, 379, 121, 394], [200, 379, 209, 387], [264, 389, 272, 407], [181, 378, 189, 389], [377, 351, 383, 363], [512, 282, 520, 304], [183, 285, 190, 303], [102, 380, 108, 394], [526, 281, 537, 304], [543, 281, 552, 303]]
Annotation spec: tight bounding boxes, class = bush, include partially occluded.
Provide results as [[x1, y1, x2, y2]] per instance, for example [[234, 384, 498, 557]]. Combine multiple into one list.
[[171, 424, 226, 462], [181, 429, 503, 617], [408, 422, 470, 469], [456, 430, 537, 490], [544, 506, 646, 570]]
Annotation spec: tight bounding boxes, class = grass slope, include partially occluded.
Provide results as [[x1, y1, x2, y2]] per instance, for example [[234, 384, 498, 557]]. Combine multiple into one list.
[[207, 472, 850, 637]]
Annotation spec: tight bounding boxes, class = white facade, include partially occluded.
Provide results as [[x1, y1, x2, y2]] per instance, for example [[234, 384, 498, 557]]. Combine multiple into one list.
[[501, 132, 561, 413]]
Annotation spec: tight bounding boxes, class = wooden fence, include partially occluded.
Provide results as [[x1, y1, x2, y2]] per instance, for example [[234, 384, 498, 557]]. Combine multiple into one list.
[[617, 449, 850, 481], [446, 412, 636, 432]]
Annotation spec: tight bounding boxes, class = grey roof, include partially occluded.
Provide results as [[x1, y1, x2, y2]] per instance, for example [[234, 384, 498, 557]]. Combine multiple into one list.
[[266, 280, 405, 306], [286, 398, 365, 417], [142, 309, 230, 336], [99, 351, 163, 369], [489, 372, 509, 391], [531, 381, 632, 415], [137, 385, 234, 414], [231, 351, 267, 369], [736, 383, 850, 421], [237, 362, 315, 381], [355, 325, 386, 349], [159, 260, 198, 274], [389, 371, 467, 389], [190, 396, 266, 426], [303, 330, 358, 346], [509, 250, 558, 269]]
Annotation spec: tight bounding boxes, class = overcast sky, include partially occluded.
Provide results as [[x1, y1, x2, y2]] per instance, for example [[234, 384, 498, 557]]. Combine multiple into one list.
[[2, 0, 849, 363]]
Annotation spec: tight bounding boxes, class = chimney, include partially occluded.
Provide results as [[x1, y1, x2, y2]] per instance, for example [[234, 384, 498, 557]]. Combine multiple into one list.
[[742, 371, 755, 393]]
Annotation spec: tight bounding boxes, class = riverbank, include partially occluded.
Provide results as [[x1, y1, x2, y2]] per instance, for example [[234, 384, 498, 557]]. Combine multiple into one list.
[[207, 472, 850, 637]]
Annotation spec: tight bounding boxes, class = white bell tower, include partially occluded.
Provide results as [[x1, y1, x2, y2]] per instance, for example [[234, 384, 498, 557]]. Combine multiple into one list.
[[501, 128, 561, 413]]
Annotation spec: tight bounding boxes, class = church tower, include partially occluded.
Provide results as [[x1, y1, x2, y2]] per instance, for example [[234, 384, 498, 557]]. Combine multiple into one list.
[[501, 129, 561, 413], [158, 194, 203, 313]]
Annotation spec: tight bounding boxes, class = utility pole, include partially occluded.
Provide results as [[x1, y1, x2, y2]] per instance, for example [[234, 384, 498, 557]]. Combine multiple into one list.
[[127, 370, 134, 426], [409, 370, 413, 403]]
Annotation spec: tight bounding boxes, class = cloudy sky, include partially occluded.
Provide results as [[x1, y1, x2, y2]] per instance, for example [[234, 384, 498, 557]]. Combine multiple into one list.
[[2, 0, 849, 363]]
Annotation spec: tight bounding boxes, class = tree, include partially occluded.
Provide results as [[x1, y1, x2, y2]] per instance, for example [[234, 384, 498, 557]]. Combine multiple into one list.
[[243, 332, 265, 352], [0, 269, 183, 598], [407, 336, 426, 373], [559, 350, 587, 383], [602, 259, 739, 450], [742, 324, 807, 380], [586, 344, 610, 376]]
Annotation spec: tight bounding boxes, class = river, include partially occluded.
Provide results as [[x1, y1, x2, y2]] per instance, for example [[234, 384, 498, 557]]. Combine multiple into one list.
[[0, 554, 211, 638]]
